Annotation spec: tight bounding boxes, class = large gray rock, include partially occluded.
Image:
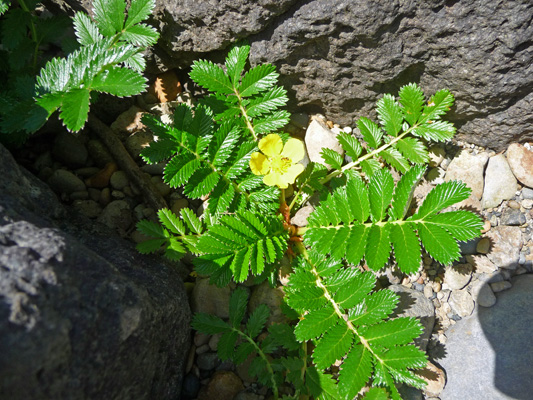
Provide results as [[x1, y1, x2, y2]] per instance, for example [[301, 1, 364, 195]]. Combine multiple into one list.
[[0, 143, 191, 400], [51, 0, 533, 151], [440, 275, 533, 400]]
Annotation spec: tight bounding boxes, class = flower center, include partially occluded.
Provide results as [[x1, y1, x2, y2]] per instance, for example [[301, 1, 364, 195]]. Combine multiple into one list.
[[270, 155, 291, 174]]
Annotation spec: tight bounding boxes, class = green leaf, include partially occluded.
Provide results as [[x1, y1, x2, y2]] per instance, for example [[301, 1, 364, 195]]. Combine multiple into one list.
[[225, 44, 250, 86], [122, 23, 159, 46], [91, 66, 147, 96], [252, 110, 290, 134], [181, 208, 203, 234], [294, 304, 337, 341], [390, 164, 426, 220], [348, 290, 400, 326], [363, 387, 390, 400], [93, 0, 126, 36], [394, 137, 429, 164], [136, 219, 168, 238], [420, 89, 454, 124], [425, 211, 483, 241], [268, 323, 300, 351], [285, 285, 327, 313], [312, 322, 354, 370], [239, 63, 278, 97], [337, 132, 362, 160], [399, 83, 425, 126], [362, 317, 422, 346], [365, 224, 391, 271], [332, 271, 375, 310], [414, 120, 456, 142], [136, 238, 166, 254], [345, 177, 370, 222], [1, 8, 31, 50], [191, 312, 230, 334], [357, 117, 382, 149], [234, 341, 255, 365], [229, 287, 248, 328], [73, 12, 102, 45], [125, 0, 156, 28], [380, 345, 427, 370], [321, 148, 343, 170], [417, 222, 460, 265], [190, 59, 234, 94], [59, 88, 90, 132], [390, 223, 421, 274], [413, 180, 471, 219], [246, 86, 288, 118], [377, 94, 403, 136], [157, 208, 185, 235], [368, 169, 394, 222], [217, 330, 239, 361], [338, 345, 373, 399], [306, 367, 340, 400], [246, 304, 270, 338], [380, 147, 410, 173], [0, 0, 10, 15], [344, 225, 369, 265], [360, 158, 381, 177], [36, 92, 64, 114]]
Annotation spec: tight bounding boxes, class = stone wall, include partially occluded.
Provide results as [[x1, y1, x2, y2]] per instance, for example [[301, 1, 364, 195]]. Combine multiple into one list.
[[50, 0, 533, 150]]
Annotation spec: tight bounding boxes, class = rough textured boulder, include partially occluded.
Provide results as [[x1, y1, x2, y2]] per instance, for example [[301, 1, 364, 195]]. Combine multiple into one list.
[[49, 0, 532, 150], [0, 143, 191, 400]]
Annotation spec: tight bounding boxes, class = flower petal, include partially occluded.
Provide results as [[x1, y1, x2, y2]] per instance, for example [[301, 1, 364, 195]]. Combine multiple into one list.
[[259, 134, 283, 157], [250, 152, 270, 175], [263, 171, 285, 188], [280, 163, 305, 186], [281, 138, 305, 162]]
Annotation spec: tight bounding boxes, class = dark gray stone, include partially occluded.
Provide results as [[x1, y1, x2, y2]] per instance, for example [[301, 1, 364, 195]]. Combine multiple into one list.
[[440, 275, 533, 400], [52, 130, 88, 168], [196, 352, 221, 371], [51, 0, 533, 151], [0, 144, 191, 400], [500, 208, 527, 226], [389, 285, 435, 351]]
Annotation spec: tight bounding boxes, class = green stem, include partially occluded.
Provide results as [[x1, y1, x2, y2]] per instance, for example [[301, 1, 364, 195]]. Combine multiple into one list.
[[294, 242, 383, 364], [17, 0, 39, 72], [236, 329, 279, 399], [294, 122, 421, 208], [234, 89, 258, 141], [320, 124, 418, 185]]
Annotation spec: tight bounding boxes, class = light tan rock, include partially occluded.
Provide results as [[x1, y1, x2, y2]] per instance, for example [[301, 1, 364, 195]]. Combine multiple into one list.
[[445, 150, 489, 210], [506, 143, 533, 188], [418, 360, 446, 397], [304, 118, 344, 168], [481, 154, 518, 209]]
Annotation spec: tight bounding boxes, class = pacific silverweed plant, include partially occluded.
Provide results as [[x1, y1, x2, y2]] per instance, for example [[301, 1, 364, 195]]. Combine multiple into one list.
[[137, 44, 483, 399], [0, 0, 158, 144]]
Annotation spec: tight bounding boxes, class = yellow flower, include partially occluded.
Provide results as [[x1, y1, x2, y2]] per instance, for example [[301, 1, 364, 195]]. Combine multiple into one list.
[[250, 134, 305, 189]]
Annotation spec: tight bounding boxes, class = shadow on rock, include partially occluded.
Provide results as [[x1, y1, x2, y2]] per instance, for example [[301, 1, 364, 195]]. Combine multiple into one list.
[[440, 271, 533, 400]]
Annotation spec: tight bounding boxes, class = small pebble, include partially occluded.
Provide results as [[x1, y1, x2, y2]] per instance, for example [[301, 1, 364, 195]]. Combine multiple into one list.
[[196, 344, 210, 355], [476, 238, 491, 254], [508, 200, 521, 209], [500, 209, 526, 226], [490, 281, 512, 293], [196, 352, 220, 371], [481, 219, 491, 233], [522, 188, 533, 200], [522, 199, 533, 209]]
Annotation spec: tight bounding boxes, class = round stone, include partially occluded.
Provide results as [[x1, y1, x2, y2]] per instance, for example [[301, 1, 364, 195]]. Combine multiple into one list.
[[476, 238, 491, 254], [110, 171, 129, 190], [47, 169, 86, 194]]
